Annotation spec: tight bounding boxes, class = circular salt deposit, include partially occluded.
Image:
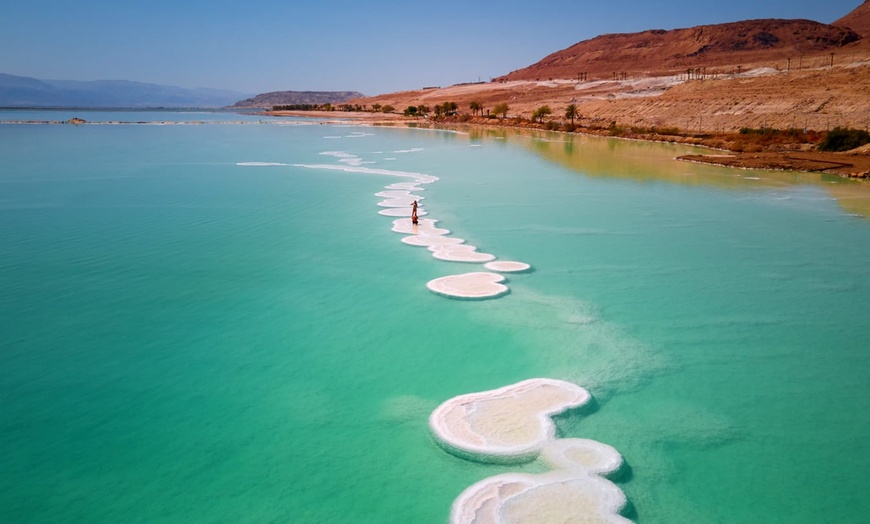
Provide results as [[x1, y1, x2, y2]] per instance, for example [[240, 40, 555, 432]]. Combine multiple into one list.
[[378, 207, 427, 217], [484, 260, 532, 273], [450, 471, 630, 524], [426, 272, 508, 300], [428, 378, 591, 461], [378, 198, 418, 208], [401, 235, 465, 248], [375, 190, 424, 200], [392, 218, 449, 236], [430, 244, 495, 263], [540, 438, 623, 476]]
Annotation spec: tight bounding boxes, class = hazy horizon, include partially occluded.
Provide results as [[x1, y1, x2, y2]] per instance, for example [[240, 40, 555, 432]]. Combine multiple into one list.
[[1, 0, 862, 97]]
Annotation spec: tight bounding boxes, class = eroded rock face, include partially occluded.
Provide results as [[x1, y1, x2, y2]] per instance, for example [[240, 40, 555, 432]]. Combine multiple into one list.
[[494, 19, 861, 82]]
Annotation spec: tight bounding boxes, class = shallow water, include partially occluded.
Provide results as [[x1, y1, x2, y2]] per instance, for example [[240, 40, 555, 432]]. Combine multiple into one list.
[[1, 113, 869, 523]]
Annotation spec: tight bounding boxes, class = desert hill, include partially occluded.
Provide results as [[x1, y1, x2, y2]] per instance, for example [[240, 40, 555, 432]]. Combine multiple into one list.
[[344, 2, 870, 133], [494, 19, 859, 82], [835, 0, 870, 36], [230, 90, 364, 108]]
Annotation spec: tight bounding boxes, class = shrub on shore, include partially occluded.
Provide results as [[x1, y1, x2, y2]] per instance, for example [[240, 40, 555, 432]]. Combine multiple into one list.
[[819, 127, 870, 152]]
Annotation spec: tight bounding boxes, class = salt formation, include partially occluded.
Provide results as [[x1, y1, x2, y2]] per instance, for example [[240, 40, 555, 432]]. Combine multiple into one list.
[[449, 469, 631, 524], [426, 272, 509, 300], [430, 244, 496, 263], [401, 235, 465, 248], [385, 182, 424, 191], [376, 190, 424, 208], [484, 261, 531, 273], [540, 438, 624, 475], [431, 379, 631, 523], [429, 378, 590, 461], [392, 218, 449, 236], [378, 207, 427, 217]]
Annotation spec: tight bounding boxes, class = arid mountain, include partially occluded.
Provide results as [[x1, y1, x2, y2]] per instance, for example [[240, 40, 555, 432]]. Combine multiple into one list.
[[835, 0, 870, 36], [230, 90, 364, 108], [346, 3, 870, 133], [494, 19, 860, 82]]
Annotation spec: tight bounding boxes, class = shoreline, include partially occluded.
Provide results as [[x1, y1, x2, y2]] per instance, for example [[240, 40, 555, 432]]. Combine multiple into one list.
[[263, 110, 870, 179]]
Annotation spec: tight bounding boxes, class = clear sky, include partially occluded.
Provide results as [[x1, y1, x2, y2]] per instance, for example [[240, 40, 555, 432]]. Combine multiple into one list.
[[1, 0, 862, 96]]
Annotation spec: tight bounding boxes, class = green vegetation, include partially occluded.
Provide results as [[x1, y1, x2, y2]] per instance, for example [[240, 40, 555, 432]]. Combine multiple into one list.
[[492, 103, 510, 119], [819, 127, 870, 152], [565, 103, 579, 125], [532, 105, 552, 123]]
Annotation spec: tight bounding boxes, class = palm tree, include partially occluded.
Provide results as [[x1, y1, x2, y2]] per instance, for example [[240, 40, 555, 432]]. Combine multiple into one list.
[[565, 103, 579, 125], [470, 101, 481, 116]]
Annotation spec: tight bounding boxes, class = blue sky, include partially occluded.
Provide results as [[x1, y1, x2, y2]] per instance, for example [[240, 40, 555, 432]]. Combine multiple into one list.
[[1, 0, 861, 96]]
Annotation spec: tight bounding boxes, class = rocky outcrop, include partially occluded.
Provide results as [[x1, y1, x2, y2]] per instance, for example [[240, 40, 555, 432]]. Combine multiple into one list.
[[230, 90, 365, 108]]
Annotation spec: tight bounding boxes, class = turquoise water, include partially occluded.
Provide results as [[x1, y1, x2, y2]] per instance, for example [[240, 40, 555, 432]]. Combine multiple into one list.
[[2, 113, 870, 523]]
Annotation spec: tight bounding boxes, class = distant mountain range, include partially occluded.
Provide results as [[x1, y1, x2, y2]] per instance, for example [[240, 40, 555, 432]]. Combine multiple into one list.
[[229, 90, 366, 108], [0, 74, 253, 108]]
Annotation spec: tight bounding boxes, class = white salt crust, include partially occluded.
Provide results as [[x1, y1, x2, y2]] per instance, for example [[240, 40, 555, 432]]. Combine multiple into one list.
[[432, 380, 630, 524], [385, 182, 425, 191], [392, 218, 449, 236], [430, 244, 496, 263], [294, 163, 439, 184], [540, 438, 624, 475], [401, 235, 465, 248], [378, 198, 419, 208], [484, 260, 532, 273], [375, 190, 424, 199], [428, 378, 591, 460], [449, 469, 630, 524], [426, 272, 508, 300], [378, 207, 427, 217]]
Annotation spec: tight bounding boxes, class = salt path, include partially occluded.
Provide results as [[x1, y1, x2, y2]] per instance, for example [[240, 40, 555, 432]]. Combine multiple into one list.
[[391, 218, 448, 236], [401, 235, 465, 248], [429, 378, 591, 461], [363, 165, 533, 299], [431, 379, 631, 524], [449, 468, 631, 524], [430, 244, 496, 263], [426, 272, 509, 300], [484, 260, 532, 273], [379, 207, 428, 218], [384, 182, 425, 191]]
